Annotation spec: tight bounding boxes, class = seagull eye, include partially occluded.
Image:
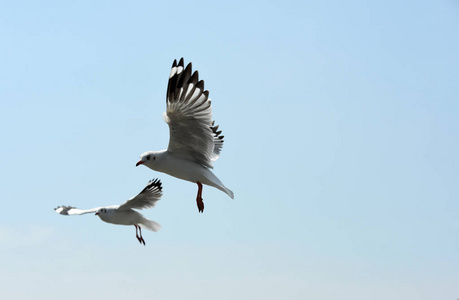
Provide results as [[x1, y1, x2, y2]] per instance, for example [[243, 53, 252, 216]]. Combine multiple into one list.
[[146, 155, 151, 160]]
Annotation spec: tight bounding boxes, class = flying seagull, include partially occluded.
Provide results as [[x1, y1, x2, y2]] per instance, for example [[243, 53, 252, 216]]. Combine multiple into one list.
[[54, 179, 163, 245], [136, 58, 234, 213]]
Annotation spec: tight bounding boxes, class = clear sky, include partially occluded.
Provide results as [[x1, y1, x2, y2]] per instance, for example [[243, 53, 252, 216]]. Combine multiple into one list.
[[1, 0, 458, 299]]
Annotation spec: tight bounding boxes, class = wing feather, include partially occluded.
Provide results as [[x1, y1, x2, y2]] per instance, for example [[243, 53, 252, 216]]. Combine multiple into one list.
[[54, 206, 101, 216], [117, 179, 163, 211], [165, 58, 225, 168]]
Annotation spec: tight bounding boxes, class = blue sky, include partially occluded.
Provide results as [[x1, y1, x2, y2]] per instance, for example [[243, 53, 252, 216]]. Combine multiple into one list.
[[1, 0, 458, 299]]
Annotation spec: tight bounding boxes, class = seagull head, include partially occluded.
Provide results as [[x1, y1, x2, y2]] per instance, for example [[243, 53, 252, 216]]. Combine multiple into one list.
[[95, 208, 117, 222], [136, 151, 158, 168], [95, 208, 107, 216]]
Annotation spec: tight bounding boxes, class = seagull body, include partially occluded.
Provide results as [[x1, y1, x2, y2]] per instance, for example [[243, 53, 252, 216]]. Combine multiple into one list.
[[139, 150, 233, 196], [55, 179, 163, 245], [137, 58, 234, 212]]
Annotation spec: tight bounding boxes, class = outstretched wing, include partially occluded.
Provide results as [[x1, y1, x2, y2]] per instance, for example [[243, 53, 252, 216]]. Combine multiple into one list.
[[118, 179, 163, 211], [164, 58, 225, 169], [54, 206, 101, 216]]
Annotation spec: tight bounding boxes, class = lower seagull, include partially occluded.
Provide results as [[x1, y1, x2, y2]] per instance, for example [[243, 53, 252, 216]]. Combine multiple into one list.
[[54, 179, 163, 245]]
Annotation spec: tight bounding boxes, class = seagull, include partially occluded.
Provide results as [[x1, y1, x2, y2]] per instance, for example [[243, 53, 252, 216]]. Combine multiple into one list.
[[54, 179, 163, 245], [136, 58, 234, 213]]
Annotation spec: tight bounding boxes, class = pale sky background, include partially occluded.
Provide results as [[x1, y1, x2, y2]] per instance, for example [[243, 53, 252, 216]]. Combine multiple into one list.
[[1, 0, 459, 299]]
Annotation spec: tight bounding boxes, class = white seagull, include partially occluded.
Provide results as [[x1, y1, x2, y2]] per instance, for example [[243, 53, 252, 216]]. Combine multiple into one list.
[[54, 179, 163, 245], [136, 58, 234, 213]]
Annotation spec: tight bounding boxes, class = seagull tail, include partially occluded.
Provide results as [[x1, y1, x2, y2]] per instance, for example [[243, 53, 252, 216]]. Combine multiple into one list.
[[201, 169, 234, 199], [219, 185, 234, 199], [140, 218, 161, 232]]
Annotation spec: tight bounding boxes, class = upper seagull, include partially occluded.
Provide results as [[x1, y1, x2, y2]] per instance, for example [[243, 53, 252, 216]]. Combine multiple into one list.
[[136, 58, 234, 213], [55, 179, 163, 245]]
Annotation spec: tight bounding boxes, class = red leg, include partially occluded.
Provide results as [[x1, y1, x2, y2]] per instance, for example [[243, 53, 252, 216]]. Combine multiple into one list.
[[138, 226, 145, 245], [134, 225, 144, 245], [196, 182, 204, 213]]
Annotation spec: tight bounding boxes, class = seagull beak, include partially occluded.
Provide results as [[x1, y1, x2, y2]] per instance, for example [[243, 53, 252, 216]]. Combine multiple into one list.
[[136, 160, 144, 167], [95, 212, 99, 215]]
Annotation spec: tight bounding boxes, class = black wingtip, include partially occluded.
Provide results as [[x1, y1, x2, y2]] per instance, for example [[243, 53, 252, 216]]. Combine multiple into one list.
[[196, 80, 204, 91], [211, 121, 225, 142], [54, 205, 74, 215], [185, 62, 192, 72], [184, 62, 192, 75], [172, 59, 177, 68], [178, 57, 184, 67], [177, 63, 193, 101], [188, 71, 199, 85], [148, 178, 163, 191]]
